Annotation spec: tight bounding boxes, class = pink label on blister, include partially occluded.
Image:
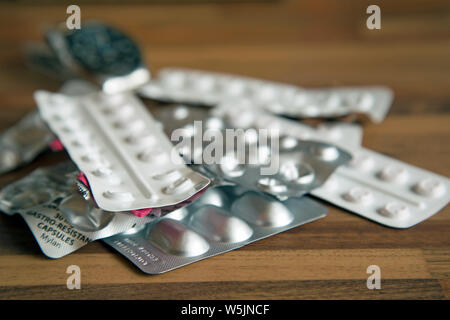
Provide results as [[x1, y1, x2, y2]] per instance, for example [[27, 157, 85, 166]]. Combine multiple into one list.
[[130, 208, 153, 217], [75, 171, 208, 217], [77, 172, 90, 188], [77, 171, 154, 217], [49, 139, 65, 152]]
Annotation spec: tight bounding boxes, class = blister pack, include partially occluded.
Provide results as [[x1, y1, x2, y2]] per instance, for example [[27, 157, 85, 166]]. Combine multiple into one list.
[[204, 139, 352, 200], [138, 68, 393, 122], [211, 101, 449, 227], [0, 80, 100, 176], [103, 185, 328, 274], [34, 89, 211, 212], [0, 111, 55, 174], [0, 162, 154, 258], [45, 21, 150, 93], [311, 147, 450, 228], [171, 121, 352, 200], [149, 103, 352, 200], [213, 100, 363, 149], [151, 104, 214, 138]]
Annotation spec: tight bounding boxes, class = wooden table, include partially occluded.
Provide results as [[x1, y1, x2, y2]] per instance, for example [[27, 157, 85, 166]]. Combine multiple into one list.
[[0, 1, 449, 299]]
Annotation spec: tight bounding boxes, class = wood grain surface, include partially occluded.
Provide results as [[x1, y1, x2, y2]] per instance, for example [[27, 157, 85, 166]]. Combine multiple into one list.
[[0, 0, 449, 300]]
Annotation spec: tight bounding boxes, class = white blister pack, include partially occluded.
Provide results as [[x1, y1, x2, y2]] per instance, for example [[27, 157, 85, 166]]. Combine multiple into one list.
[[312, 148, 450, 228], [216, 102, 449, 228], [138, 68, 393, 122], [34, 90, 210, 212], [213, 101, 363, 150]]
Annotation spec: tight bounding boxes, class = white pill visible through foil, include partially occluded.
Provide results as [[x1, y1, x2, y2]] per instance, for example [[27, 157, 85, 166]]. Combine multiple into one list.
[[378, 202, 409, 219], [413, 178, 446, 197], [348, 153, 373, 170], [378, 165, 408, 183], [313, 145, 339, 161], [343, 187, 373, 204], [103, 191, 134, 202]]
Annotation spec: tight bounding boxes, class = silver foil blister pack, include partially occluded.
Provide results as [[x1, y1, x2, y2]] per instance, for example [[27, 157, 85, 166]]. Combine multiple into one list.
[[213, 100, 363, 150], [150, 103, 352, 200], [34, 89, 211, 211], [0, 162, 154, 258], [0, 111, 55, 174], [104, 185, 328, 274], [0, 80, 99, 176], [139, 68, 393, 122], [171, 124, 352, 200], [219, 101, 449, 228]]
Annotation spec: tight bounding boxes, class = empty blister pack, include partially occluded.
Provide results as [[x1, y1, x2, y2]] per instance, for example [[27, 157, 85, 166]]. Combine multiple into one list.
[[170, 118, 352, 200], [0, 111, 55, 174], [103, 185, 328, 274], [201, 139, 352, 200], [138, 68, 393, 122], [151, 104, 216, 138], [34, 90, 210, 211], [311, 147, 450, 228], [0, 162, 154, 258], [213, 100, 363, 149], [0, 80, 101, 176], [0, 162, 75, 216]]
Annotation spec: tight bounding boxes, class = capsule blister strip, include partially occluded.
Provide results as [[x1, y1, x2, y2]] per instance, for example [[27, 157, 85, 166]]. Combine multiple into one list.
[[213, 101, 363, 149], [0, 162, 154, 258], [138, 68, 393, 122], [103, 186, 328, 274], [311, 147, 450, 228], [34, 90, 211, 211]]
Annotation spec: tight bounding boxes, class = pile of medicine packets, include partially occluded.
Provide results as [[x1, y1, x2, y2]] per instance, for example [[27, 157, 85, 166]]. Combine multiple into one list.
[[0, 22, 448, 273]]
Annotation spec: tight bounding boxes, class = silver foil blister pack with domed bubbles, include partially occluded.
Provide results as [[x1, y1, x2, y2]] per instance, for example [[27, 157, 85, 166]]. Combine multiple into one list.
[[150, 103, 353, 201], [214, 100, 450, 228], [0, 162, 154, 258], [103, 185, 328, 274]]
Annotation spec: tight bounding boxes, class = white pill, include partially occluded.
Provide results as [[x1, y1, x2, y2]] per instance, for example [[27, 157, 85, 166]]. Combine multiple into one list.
[[280, 136, 298, 149], [137, 150, 168, 163], [103, 191, 134, 202], [302, 105, 320, 117], [152, 169, 183, 181], [161, 72, 185, 89], [378, 165, 408, 183], [231, 110, 255, 128], [414, 178, 446, 197], [378, 202, 409, 219], [91, 167, 112, 177], [222, 78, 246, 96], [191, 74, 215, 92], [257, 178, 288, 194], [124, 133, 156, 146], [173, 106, 189, 120], [343, 187, 373, 204], [205, 117, 224, 130], [313, 145, 339, 161], [356, 93, 374, 111], [92, 168, 121, 185], [325, 94, 342, 109], [348, 153, 373, 170], [162, 177, 194, 195]]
